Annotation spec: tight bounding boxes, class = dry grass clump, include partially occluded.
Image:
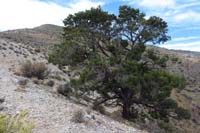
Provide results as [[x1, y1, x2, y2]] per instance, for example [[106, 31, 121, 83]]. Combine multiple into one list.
[[71, 110, 85, 123], [17, 61, 48, 80]]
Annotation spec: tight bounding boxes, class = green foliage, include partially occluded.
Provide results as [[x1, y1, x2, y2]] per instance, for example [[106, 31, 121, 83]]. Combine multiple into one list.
[[146, 49, 159, 61], [145, 49, 169, 67], [0, 110, 35, 133], [49, 5, 189, 122], [57, 84, 72, 96], [48, 42, 84, 66], [171, 57, 179, 63], [158, 99, 178, 109], [118, 6, 170, 45], [158, 56, 169, 67], [171, 75, 186, 90], [175, 107, 191, 120], [158, 121, 176, 132], [142, 70, 179, 102]]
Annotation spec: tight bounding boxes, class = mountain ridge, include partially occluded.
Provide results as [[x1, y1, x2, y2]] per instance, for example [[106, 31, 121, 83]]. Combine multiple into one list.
[[0, 24, 64, 53], [1, 24, 200, 57]]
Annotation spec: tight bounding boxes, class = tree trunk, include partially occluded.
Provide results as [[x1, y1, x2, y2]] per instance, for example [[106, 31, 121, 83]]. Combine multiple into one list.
[[122, 102, 131, 119], [121, 88, 133, 119]]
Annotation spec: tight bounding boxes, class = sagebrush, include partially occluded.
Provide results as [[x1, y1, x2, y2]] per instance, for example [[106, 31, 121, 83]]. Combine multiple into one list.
[[20, 61, 48, 79]]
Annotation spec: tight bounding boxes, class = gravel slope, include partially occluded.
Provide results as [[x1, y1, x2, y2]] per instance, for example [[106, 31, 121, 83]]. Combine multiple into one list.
[[0, 38, 143, 133], [0, 67, 143, 133]]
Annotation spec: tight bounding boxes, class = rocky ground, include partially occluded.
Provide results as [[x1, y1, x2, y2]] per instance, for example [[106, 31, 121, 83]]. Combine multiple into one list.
[[0, 38, 144, 133]]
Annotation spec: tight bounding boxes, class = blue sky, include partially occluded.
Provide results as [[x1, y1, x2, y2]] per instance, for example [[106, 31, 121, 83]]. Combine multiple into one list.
[[0, 0, 199, 51]]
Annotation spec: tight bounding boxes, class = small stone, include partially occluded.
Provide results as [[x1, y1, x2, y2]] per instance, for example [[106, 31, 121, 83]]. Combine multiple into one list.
[[0, 106, 4, 111], [91, 115, 95, 120], [0, 98, 5, 103]]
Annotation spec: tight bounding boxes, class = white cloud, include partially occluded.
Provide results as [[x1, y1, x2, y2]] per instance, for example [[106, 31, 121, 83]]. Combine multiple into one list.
[[171, 36, 200, 42], [139, 0, 175, 8], [177, 2, 200, 10], [161, 36, 200, 52], [161, 41, 200, 51], [126, 0, 176, 8], [69, 0, 103, 11], [0, 0, 104, 31], [122, 0, 200, 25], [173, 11, 200, 23]]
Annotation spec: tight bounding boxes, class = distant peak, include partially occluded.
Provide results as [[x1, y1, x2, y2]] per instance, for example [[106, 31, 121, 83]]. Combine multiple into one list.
[[34, 24, 63, 29]]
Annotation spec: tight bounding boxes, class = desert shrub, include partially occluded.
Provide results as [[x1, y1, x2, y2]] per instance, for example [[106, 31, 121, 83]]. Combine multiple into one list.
[[145, 49, 169, 67], [20, 61, 48, 80], [146, 49, 159, 61], [0, 110, 35, 133], [171, 57, 179, 63], [92, 102, 106, 115], [46, 80, 55, 87], [57, 84, 72, 96], [20, 61, 32, 78], [34, 49, 40, 53], [9, 46, 14, 50], [175, 107, 191, 120], [178, 60, 182, 64], [158, 99, 178, 110], [32, 79, 39, 85], [157, 56, 169, 67], [71, 110, 85, 123], [158, 121, 176, 132], [18, 79, 28, 86], [52, 75, 62, 81], [31, 63, 47, 79], [2, 47, 7, 50], [171, 75, 186, 90]]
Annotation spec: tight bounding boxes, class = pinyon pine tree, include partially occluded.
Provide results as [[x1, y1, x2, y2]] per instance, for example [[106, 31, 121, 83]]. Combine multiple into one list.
[[49, 5, 190, 120]]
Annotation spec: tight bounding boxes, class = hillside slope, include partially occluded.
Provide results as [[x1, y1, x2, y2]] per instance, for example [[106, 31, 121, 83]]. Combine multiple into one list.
[[0, 24, 199, 132], [0, 37, 143, 132], [0, 24, 63, 53], [148, 46, 200, 131]]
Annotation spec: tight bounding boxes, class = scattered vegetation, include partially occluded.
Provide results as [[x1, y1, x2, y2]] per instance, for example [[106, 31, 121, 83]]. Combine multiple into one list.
[[51, 75, 63, 81], [57, 84, 72, 96], [171, 56, 179, 63], [92, 102, 106, 115], [175, 107, 191, 120], [46, 80, 55, 87], [20, 61, 48, 80], [18, 79, 28, 86], [71, 110, 85, 123], [0, 110, 35, 133], [34, 48, 40, 53], [158, 121, 176, 132]]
